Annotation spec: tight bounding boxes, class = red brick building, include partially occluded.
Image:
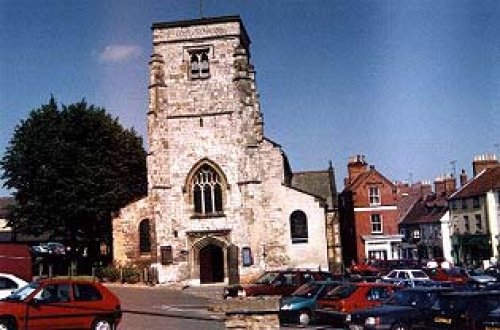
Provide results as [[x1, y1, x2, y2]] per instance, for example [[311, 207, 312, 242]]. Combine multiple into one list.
[[339, 155, 403, 265]]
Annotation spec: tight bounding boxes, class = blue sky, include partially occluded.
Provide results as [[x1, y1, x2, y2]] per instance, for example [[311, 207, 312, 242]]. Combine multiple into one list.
[[1, 0, 499, 196]]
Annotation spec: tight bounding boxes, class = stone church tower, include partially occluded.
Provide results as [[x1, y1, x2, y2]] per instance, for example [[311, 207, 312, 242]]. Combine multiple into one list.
[[113, 16, 340, 284]]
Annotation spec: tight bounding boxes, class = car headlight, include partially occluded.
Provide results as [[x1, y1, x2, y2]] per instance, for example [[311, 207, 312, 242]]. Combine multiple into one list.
[[237, 289, 246, 297], [365, 316, 381, 326], [345, 314, 351, 323], [280, 304, 293, 310]]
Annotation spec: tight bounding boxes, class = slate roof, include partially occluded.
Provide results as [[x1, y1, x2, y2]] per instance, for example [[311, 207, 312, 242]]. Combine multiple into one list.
[[0, 197, 14, 219], [291, 167, 338, 210], [400, 194, 448, 225], [449, 166, 500, 200]]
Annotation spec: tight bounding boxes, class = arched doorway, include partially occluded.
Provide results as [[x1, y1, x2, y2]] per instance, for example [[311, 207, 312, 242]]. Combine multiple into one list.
[[199, 244, 224, 283]]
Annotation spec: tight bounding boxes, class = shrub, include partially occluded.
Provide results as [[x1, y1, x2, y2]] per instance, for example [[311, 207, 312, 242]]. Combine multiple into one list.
[[97, 265, 120, 282], [121, 264, 141, 284]]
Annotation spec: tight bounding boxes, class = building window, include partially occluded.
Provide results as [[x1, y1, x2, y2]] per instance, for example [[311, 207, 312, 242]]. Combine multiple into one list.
[[192, 164, 223, 216], [139, 219, 151, 254], [189, 49, 210, 79], [412, 229, 420, 239], [461, 199, 468, 210], [290, 210, 308, 243], [160, 246, 173, 265], [475, 214, 482, 231], [371, 214, 383, 234], [464, 215, 470, 232], [451, 200, 457, 210], [473, 196, 480, 208], [369, 187, 381, 206]]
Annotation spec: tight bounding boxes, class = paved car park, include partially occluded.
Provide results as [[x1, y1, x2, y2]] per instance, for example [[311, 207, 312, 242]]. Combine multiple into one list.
[[106, 284, 344, 329], [106, 284, 225, 330]]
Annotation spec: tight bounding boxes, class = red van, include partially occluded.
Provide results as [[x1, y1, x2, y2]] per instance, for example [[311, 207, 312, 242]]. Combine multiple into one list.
[[0, 243, 32, 281]]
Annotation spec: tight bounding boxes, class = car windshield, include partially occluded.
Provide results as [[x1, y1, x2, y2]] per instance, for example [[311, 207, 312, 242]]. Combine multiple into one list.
[[444, 268, 462, 276], [469, 269, 486, 276], [325, 284, 356, 299], [385, 290, 432, 307], [4, 282, 39, 302], [411, 271, 428, 278], [254, 272, 280, 284], [292, 283, 322, 297]]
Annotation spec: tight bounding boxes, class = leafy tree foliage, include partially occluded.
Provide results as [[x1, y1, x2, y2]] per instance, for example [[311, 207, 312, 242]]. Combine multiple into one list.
[[1, 97, 147, 249]]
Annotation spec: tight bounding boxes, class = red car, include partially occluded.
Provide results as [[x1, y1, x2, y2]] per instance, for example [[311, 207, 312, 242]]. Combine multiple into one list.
[[315, 282, 399, 325], [224, 269, 336, 298], [0, 277, 122, 330], [423, 267, 469, 285]]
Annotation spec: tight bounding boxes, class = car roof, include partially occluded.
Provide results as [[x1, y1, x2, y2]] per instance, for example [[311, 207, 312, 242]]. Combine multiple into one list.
[[35, 277, 101, 285], [355, 282, 397, 287]]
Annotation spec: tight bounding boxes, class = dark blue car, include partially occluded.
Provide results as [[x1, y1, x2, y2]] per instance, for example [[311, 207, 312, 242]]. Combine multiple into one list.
[[279, 280, 342, 325]]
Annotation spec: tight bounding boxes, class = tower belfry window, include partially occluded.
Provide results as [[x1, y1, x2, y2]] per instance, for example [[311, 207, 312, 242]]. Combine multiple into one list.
[[189, 49, 210, 79]]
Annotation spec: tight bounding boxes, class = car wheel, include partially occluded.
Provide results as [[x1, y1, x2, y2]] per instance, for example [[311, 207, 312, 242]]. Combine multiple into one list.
[[91, 318, 114, 330], [298, 310, 311, 326], [0, 319, 15, 330], [391, 322, 409, 330]]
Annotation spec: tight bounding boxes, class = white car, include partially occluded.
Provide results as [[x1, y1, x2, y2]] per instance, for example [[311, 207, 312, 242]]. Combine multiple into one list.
[[0, 273, 28, 300], [381, 269, 430, 283]]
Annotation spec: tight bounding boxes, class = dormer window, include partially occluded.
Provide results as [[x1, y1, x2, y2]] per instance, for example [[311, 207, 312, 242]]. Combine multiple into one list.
[[189, 49, 210, 79]]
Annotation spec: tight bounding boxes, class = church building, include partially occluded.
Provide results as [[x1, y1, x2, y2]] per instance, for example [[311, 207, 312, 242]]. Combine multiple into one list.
[[112, 16, 340, 284]]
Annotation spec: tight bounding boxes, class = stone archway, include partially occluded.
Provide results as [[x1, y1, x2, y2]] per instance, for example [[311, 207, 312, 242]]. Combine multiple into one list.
[[199, 244, 224, 283], [190, 234, 231, 285]]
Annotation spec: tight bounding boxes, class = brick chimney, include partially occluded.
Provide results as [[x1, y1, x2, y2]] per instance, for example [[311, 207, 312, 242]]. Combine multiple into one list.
[[434, 176, 446, 196], [444, 175, 456, 194], [420, 181, 433, 197], [459, 169, 468, 187], [473, 154, 499, 177], [434, 175, 456, 196], [346, 155, 368, 185]]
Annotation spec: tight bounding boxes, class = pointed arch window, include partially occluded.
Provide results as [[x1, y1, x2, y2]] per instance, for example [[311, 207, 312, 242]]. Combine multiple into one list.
[[139, 219, 151, 254], [192, 164, 223, 216], [290, 210, 308, 243]]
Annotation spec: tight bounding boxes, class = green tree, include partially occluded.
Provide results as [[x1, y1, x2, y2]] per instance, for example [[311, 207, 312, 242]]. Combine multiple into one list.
[[0, 97, 147, 259]]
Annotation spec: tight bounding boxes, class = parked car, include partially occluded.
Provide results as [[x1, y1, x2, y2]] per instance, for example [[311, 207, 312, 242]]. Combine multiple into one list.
[[224, 269, 335, 298], [349, 262, 382, 277], [279, 281, 342, 325], [429, 291, 500, 329], [381, 269, 430, 284], [315, 282, 399, 326], [46, 242, 66, 255], [31, 243, 49, 254], [461, 268, 496, 287], [0, 277, 122, 329], [485, 266, 500, 282], [345, 287, 453, 330], [0, 273, 28, 300], [423, 267, 469, 285]]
